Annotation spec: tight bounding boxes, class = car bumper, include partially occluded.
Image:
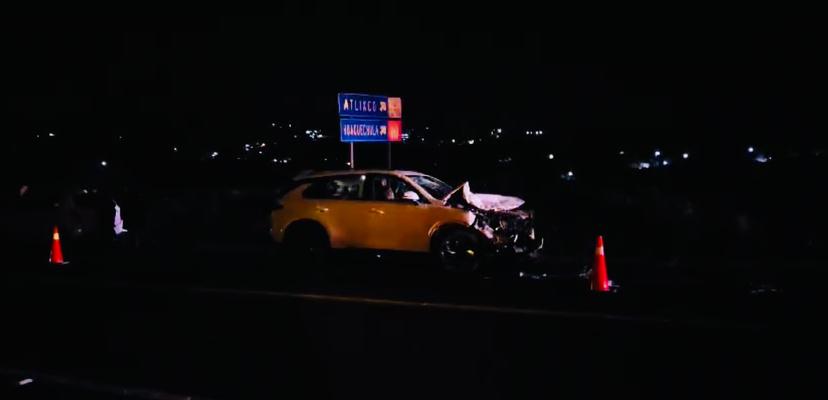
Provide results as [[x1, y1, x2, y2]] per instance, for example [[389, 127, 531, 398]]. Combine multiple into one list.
[[487, 230, 544, 263]]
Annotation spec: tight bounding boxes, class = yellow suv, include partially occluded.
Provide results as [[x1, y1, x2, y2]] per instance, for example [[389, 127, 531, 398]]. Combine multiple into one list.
[[270, 170, 540, 271]]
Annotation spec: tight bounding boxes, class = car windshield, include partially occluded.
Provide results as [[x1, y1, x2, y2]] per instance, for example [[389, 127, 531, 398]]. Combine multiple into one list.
[[406, 175, 454, 200]]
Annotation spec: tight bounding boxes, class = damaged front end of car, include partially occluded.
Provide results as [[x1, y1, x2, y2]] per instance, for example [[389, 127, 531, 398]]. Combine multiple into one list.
[[444, 182, 543, 260], [472, 209, 543, 258]]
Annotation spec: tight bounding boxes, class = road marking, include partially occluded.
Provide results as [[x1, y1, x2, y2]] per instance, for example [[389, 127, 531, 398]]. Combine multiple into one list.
[[24, 276, 750, 328], [0, 367, 210, 400], [188, 286, 676, 324]]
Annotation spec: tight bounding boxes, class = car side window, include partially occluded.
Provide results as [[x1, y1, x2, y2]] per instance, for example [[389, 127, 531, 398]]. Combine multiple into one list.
[[368, 175, 418, 203], [303, 176, 365, 200]]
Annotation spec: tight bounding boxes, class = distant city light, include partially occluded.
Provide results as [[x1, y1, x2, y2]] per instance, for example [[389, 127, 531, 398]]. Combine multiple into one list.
[[271, 123, 276, 127], [451, 139, 456, 143], [654, 150, 661, 157], [662, 160, 669, 166], [173, 147, 178, 152], [467, 139, 475, 145], [210, 151, 219, 158], [619, 150, 625, 155], [288, 123, 292, 128], [682, 152, 689, 159], [100, 161, 107, 167], [567, 171, 574, 177], [48, 132, 55, 137], [273, 158, 278, 163], [497, 128, 502, 133], [748, 146, 755, 153], [548, 153, 555, 160]]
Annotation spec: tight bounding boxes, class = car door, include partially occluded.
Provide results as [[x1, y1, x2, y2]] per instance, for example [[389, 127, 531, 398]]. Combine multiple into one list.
[[362, 174, 440, 252], [301, 175, 375, 249]]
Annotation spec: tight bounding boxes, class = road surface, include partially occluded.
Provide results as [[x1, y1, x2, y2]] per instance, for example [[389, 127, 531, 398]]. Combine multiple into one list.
[[0, 245, 821, 399]]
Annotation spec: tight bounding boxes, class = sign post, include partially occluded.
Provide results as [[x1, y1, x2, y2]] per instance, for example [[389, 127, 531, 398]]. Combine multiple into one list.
[[338, 93, 402, 169]]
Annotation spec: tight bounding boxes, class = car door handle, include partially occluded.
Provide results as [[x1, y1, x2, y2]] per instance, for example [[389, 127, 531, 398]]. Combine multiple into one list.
[[316, 206, 329, 213], [369, 208, 385, 215]]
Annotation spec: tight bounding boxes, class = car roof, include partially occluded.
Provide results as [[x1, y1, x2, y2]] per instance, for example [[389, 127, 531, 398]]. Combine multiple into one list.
[[293, 169, 426, 181]]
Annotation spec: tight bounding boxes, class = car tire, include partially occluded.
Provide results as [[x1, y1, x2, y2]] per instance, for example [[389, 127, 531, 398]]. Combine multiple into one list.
[[283, 221, 330, 267], [433, 228, 483, 273]]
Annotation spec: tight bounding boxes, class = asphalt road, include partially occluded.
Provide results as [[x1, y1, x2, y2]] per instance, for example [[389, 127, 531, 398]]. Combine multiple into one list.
[[0, 245, 822, 399]]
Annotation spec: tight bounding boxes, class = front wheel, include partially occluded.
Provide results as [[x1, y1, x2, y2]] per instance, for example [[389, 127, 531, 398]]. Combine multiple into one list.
[[434, 229, 483, 273]]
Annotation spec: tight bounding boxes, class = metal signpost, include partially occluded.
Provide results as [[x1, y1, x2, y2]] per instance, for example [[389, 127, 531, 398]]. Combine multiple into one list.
[[338, 93, 402, 169]]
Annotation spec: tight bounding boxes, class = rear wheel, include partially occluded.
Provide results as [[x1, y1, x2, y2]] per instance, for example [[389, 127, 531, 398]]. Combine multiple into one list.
[[283, 222, 330, 267], [433, 228, 483, 273]]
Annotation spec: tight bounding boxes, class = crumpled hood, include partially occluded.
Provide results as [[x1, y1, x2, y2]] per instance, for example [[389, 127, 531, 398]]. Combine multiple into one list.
[[442, 182, 525, 212]]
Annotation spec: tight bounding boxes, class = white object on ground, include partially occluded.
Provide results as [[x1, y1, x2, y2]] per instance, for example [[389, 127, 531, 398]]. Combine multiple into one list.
[[114, 202, 128, 235]]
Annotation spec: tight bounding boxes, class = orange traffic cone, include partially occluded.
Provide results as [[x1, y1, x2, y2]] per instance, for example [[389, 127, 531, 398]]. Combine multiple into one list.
[[49, 226, 67, 265], [591, 236, 609, 292]]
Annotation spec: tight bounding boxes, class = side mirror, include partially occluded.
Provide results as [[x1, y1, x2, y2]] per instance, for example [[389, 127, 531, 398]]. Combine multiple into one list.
[[401, 191, 421, 204]]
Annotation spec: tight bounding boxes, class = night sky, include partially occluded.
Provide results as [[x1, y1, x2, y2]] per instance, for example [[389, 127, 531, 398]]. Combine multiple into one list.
[[3, 8, 825, 149]]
